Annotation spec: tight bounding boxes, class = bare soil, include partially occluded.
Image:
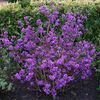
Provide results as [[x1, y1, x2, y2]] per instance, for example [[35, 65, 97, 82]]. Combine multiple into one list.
[[0, 75, 99, 100]]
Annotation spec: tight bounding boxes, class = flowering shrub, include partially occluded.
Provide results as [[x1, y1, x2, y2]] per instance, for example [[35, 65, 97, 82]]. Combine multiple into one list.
[[0, 4, 96, 98]]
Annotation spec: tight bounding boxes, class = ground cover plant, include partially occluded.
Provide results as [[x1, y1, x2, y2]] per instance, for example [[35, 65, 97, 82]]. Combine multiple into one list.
[[0, 3, 98, 98]]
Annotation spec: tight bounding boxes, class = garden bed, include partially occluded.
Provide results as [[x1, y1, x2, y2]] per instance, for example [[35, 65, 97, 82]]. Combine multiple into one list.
[[0, 74, 99, 100]]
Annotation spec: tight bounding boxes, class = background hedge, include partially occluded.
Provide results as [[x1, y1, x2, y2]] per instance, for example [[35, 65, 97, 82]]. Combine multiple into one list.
[[0, 2, 100, 49]]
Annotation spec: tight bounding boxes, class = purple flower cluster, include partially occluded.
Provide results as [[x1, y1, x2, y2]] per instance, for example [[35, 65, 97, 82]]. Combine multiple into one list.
[[0, 4, 96, 98]]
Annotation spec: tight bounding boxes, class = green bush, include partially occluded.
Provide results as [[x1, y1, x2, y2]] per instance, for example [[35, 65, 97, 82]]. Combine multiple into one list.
[[0, 48, 17, 91], [8, 0, 17, 3], [19, 0, 31, 8], [8, 0, 30, 7], [0, 2, 100, 92], [0, 2, 100, 48]]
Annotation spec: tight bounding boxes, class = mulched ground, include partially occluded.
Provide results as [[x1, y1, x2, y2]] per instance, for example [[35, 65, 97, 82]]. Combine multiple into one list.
[[0, 75, 99, 100]]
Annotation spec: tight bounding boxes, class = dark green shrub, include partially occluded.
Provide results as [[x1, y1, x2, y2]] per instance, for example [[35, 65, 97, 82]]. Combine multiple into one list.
[[19, 0, 31, 8], [8, 0, 17, 3], [0, 48, 18, 91]]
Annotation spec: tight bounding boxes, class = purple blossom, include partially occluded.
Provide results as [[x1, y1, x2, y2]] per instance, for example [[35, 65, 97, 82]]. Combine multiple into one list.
[[2, 38, 11, 46], [68, 76, 74, 81], [63, 74, 68, 80], [37, 80, 44, 86], [36, 19, 42, 26], [24, 16, 29, 21], [8, 45, 13, 50], [25, 72, 34, 81], [43, 87, 50, 94], [45, 83, 51, 89], [62, 14, 66, 19], [15, 73, 21, 80], [49, 75, 56, 81], [18, 20, 22, 25], [19, 69, 25, 76], [30, 82, 34, 86], [3, 31, 8, 38], [38, 27, 45, 34], [51, 88, 57, 98]]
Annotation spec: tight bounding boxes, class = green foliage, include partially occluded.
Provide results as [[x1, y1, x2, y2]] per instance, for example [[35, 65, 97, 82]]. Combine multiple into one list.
[[0, 2, 100, 48], [19, 0, 31, 8], [8, 0, 17, 3], [0, 48, 18, 91]]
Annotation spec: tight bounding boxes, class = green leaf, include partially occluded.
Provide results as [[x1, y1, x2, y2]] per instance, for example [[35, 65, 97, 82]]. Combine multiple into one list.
[[7, 83, 13, 91]]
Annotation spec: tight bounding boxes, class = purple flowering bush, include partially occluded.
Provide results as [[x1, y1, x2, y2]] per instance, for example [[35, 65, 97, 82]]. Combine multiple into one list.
[[0, 4, 96, 97]]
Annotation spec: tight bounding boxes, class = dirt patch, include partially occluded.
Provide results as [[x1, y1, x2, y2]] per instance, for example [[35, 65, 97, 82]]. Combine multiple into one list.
[[0, 75, 99, 100]]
